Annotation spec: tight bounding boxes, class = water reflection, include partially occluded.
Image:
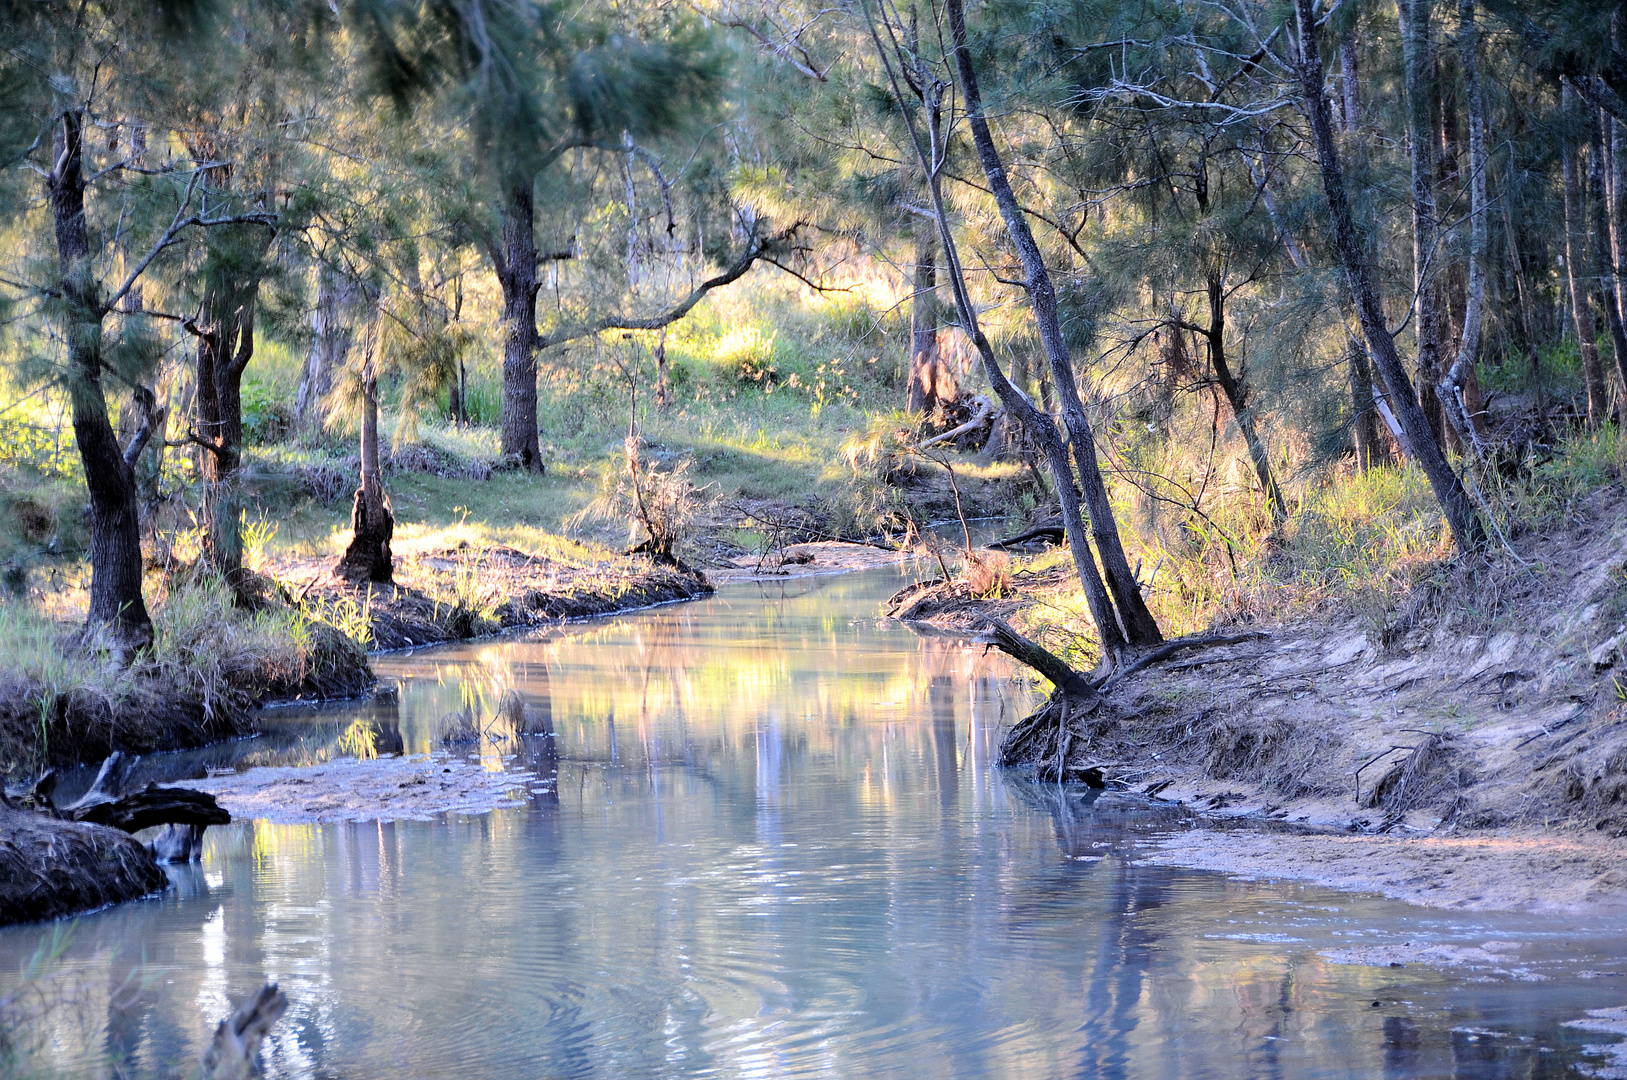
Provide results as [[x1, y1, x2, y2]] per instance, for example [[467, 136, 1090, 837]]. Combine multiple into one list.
[[4, 569, 1627, 1080]]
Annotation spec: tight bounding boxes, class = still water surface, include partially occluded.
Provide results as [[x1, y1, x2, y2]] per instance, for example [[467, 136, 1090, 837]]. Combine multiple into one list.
[[5, 568, 1627, 1079]]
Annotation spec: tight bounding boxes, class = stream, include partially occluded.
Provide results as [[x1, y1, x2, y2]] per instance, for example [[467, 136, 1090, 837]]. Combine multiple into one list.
[[5, 567, 1627, 1079]]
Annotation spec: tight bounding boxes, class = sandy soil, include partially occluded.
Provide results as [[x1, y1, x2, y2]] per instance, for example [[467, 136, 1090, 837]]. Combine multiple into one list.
[[1138, 827, 1627, 913], [173, 754, 545, 824]]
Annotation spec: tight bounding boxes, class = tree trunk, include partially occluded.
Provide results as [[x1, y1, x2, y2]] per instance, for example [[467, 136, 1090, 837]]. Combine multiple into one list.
[[296, 263, 354, 427], [48, 110, 152, 648], [872, 27, 1129, 662], [654, 327, 669, 410], [1438, 0, 1489, 455], [1205, 272, 1287, 526], [1339, 34, 1362, 130], [1596, 108, 1627, 403], [1347, 332, 1387, 468], [945, 0, 1162, 648], [907, 235, 954, 414], [1293, 0, 1486, 553], [196, 275, 263, 585], [336, 319, 393, 583], [1399, 0, 1447, 442], [496, 178, 544, 471], [1564, 82, 1611, 424]]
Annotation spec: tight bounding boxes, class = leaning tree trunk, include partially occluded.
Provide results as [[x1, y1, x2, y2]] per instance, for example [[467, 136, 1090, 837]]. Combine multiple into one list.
[[496, 178, 544, 471], [336, 318, 393, 583], [48, 109, 152, 648], [1293, 0, 1486, 553], [907, 235, 954, 415], [945, 0, 1162, 648], [1564, 82, 1611, 425], [868, 16, 1130, 663], [1398, 0, 1447, 442], [1205, 271, 1287, 526]]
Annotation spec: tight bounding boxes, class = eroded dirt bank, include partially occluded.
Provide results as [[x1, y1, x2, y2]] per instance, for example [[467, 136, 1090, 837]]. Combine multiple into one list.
[[894, 489, 1627, 913]]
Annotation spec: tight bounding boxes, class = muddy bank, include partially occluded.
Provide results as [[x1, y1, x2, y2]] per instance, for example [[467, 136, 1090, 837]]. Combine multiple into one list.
[[0, 804, 163, 925], [892, 489, 1627, 913], [269, 545, 713, 651], [1137, 827, 1627, 913]]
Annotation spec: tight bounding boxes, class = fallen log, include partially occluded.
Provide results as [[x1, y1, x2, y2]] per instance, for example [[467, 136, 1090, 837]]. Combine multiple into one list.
[[71, 783, 231, 834], [986, 522, 1066, 550], [973, 616, 1097, 701]]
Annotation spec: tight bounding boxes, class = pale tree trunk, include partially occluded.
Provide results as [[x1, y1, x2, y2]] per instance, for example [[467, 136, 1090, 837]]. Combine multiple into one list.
[[336, 313, 394, 583], [946, 0, 1162, 648], [1564, 82, 1611, 424], [1399, 0, 1447, 441], [296, 263, 355, 426], [1339, 35, 1362, 130], [1438, 0, 1489, 455], [49, 109, 153, 647], [1293, 0, 1486, 553], [495, 178, 544, 471], [1204, 272, 1286, 526], [1595, 108, 1627, 403]]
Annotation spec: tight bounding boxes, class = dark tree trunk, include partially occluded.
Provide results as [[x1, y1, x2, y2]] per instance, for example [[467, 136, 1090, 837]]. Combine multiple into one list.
[[1347, 332, 1387, 468], [48, 110, 152, 647], [495, 179, 544, 471], [1564, 82, 1611, 424], [1293, 0, 1486, 553], [654, 327, 669, 410], [196, 271, 264, 585], [1204, 272, 1286, 526], [1399, 0, 1447, 442], [907, 235, 955, 414], [945, 0, 1162, 648], [336, 333, 393, 583]]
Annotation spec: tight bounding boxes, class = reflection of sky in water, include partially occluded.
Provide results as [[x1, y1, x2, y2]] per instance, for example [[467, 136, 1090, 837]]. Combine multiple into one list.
[[6, 568, 1627, 1079]]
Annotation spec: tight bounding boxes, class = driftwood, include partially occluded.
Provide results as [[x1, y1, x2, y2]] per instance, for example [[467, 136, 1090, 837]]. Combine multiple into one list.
[[71, 783, 231, 834], [986, 522, 1065, 550], [918, 394, 998, 449], [202, 983, 288, 1080]]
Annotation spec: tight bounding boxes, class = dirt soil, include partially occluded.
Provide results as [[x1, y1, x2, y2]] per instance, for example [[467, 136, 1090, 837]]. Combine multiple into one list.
[[173, 753, 545, 824], [893, 487, 1627, 914], [268, 545, 713, 651]]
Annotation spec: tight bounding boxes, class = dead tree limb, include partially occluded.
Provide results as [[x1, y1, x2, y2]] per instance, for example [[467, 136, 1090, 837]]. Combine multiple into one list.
[[202, 983, 288, 1080], [974, 616, 1097, 700], [71, 783, 231, 834]]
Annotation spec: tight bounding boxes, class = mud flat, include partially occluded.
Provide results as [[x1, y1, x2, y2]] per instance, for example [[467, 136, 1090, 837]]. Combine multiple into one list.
[[175, 753, 547, 824]]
